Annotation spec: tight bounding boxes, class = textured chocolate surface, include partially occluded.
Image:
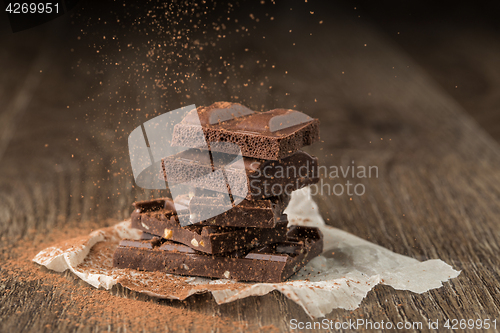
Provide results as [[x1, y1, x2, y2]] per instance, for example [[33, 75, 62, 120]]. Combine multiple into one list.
[[188, 195, 289, 228], [161, 149, 319, 199], [130, 198, 288, 253], [113, 226, 324, 283], [170, 102, 320, 160]]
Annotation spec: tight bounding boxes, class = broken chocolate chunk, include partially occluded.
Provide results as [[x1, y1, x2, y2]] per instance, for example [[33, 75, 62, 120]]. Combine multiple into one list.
[[113, 226, 324, 283], [171, 102, 320, 160], [130, 198, 288, 254], [161, 149, 319, 200]]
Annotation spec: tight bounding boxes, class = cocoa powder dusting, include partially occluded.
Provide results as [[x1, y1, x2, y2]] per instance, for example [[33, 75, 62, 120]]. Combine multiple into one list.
[[0, 221, 277, 332]]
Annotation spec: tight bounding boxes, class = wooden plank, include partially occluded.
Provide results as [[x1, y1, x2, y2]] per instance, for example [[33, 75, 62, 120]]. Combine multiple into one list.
[[373, 21, 500, 143], [1, 5, 499, 332]]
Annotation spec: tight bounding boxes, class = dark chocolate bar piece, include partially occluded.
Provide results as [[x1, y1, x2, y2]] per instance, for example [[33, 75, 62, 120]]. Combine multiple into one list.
[[113, 226, 324, 283], [188, 195, 289, 228], [161, 149, 319, 200], [135, 193, 289, 228], [131, 198, 288, 254], [171, 102, 320, 160]]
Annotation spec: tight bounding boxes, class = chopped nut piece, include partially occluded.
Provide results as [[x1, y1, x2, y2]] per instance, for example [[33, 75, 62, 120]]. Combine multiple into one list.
[[199, 240, 205, 247], [141, 222, 150, 230], [223, 271, 230, 279], [191, 238, 199, 247], [163, 229, 173, 239]]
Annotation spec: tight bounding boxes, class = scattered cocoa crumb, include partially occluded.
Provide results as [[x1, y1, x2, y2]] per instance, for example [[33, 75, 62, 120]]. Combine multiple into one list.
[[0, 220, 272, 332]]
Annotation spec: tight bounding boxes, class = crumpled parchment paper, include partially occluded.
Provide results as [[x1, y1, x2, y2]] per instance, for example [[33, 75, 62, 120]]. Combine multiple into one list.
[[33, 187, 460, 318]]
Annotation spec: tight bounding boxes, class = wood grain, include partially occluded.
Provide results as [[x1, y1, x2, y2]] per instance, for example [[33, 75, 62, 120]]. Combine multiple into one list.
[[0, 5, 499, 332], [370, 20, 500, 143]]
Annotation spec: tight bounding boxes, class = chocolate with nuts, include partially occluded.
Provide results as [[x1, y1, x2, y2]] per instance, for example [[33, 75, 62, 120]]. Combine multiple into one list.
[[113, 226, 324, 283], [131, 198, 288, 254]]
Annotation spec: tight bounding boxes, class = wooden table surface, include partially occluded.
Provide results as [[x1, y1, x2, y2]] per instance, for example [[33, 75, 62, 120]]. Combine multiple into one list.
[[1, 2, 499, 332]]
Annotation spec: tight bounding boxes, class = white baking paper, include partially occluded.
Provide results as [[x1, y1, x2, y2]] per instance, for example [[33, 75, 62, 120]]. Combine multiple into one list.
[[33, 187, 460, 318]]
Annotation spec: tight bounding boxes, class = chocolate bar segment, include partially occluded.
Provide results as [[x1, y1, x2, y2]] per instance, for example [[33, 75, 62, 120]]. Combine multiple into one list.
[[171, 102, 320, 160], [188, 195, 289, 228], [113, 226, 324, 283], [133, 197, 181, 212], [161, 149, 319, 200], [131, 198, 288, 253], [178, 102, 255, 126], [185, 192, 233, 223]]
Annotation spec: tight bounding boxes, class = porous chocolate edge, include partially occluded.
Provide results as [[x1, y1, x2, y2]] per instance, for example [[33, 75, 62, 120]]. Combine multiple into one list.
[[171, 120, 320, 160]]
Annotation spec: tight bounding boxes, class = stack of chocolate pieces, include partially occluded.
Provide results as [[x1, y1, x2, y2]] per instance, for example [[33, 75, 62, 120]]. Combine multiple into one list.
[[114, 102, 323, 283]]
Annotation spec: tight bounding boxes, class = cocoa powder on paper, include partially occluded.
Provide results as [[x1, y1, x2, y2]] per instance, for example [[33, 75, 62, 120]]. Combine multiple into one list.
[[0, 221, 278, 332]]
